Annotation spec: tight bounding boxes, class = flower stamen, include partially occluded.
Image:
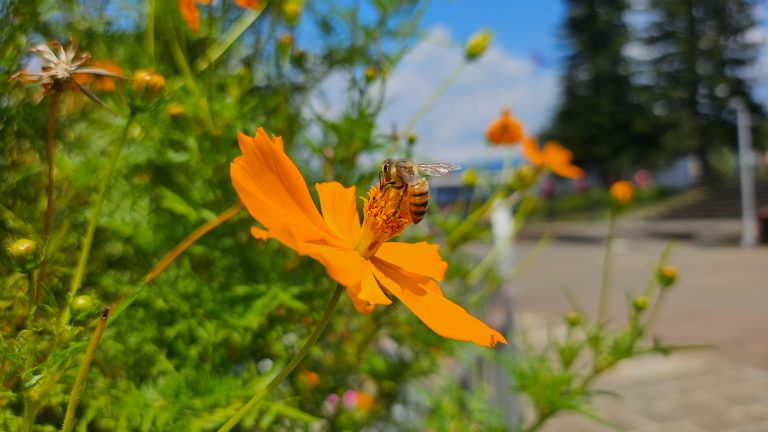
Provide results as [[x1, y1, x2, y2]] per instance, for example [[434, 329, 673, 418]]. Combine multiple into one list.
[[354, 181, 410, 258]]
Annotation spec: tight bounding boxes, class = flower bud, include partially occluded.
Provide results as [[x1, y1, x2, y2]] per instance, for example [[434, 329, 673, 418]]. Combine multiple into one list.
[[609, 180, 634, 205], [364, 66, 377, 84], [465, 30, 492, 61], [657, 265, 678, 289], [72, 295, 95, 312], [7, 239, 41, 274], [132, 69, 165, 99], [406, 132, 417, 146], [632, 296, 648, 312], [281, 0, 303, 25], [461, 168, 478, 187], [167, 103, 184, 118], [278, 33, 293, 65], [564, 311, 582, 327], [71, 295, 100, 320], [512, 164, 539, 190]]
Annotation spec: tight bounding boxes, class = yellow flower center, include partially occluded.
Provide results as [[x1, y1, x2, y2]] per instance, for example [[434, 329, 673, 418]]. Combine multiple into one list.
[[354, 181, 410, 258]]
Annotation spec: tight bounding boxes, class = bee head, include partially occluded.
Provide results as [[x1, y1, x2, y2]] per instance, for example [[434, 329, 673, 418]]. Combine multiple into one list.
[[380, 158, 395, 183]]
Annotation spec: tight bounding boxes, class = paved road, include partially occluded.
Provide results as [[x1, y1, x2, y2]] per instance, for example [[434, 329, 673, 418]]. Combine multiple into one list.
[[507, 219, 768, 431]]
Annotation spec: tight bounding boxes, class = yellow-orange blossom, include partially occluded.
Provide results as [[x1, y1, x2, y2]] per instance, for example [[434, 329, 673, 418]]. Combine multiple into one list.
[[230, 129, 506, 347]]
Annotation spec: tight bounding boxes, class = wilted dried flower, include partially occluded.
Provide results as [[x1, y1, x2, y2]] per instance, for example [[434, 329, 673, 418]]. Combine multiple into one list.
[[10, 36, 123, 108]]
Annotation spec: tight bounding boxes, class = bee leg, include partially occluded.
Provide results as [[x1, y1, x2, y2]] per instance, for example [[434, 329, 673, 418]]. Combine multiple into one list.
[[392, 184, 408, 218]]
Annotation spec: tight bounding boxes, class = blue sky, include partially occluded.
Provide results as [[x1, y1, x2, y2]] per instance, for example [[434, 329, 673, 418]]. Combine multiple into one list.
[[421, 0, 567, 69], [315, 1, 768, 164]]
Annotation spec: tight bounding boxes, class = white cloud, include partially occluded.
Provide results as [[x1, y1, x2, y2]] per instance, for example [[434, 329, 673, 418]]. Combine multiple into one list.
[[378, 26, 559, 164]]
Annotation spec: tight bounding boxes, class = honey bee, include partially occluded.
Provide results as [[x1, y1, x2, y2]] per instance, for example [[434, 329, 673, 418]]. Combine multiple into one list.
[[380, 159, 461, 224]]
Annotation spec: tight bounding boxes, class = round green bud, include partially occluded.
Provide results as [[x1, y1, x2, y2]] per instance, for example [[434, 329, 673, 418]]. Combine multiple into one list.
[[465, 30, 492, 61], [632, 296, 649, 312], [72, 295, 96, 313], [7, 239, 41, 274], [657, 265, 678, 289], [461, 168, 478, 187], [564, 311, 582, 327], [406, 132, 417, 145]]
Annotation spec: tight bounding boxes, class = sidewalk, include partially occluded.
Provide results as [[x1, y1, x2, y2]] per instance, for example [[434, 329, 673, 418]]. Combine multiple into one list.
[[509, 219, 768, 431]]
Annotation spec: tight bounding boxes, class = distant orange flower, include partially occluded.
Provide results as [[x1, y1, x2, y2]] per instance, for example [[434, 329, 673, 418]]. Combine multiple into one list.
[[521, 137, 584, 179], [179, 0, 260, 32], [73, 61, 124, 92], [299, 369, 320, 387], [234, 0, 260, 7], [609, 180, 634, 205], [230, 129, 506, 347], [485, 109, 524, 145]]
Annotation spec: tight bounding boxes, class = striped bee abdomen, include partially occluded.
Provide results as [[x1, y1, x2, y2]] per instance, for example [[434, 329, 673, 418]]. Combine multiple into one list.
[[407, 179, 429, 224]]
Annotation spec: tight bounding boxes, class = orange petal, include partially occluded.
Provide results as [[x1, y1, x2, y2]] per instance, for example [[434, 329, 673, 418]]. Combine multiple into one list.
[[550, 163, 584, 179], [264, 224, 363, 288], [250, 226, 269, 240], [359, 261, 392, 305], [231, 129, 338, 244], [521, 136, 545, 166], [345, 283, 375, 314], [371, 261, 506, 347], [234, 0, 260, 8], [373, 241, 447, 281], [316, 182, 361, 244], [178, 0, 200, 32]]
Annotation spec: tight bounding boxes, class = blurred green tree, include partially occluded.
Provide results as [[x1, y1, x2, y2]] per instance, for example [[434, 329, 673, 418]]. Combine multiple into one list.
[[644, 0, 761, 182], [546, 0, 661, 182]]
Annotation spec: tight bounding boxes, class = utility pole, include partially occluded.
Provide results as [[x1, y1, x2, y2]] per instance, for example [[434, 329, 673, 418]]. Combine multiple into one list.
[[729, 97, 758, 247]]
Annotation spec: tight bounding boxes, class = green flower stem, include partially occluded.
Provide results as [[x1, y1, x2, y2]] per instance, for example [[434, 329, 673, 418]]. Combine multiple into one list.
[[447, 187, 506, 249], [61, 308, 111, 432], [22, 273, 37, 432], [34, 90, 63, 308], [26, 272, 36, 332], [145, 0, 155, 60], [168, 27, 216, 132], [597, 210, 617, 322], [194, 5, 266, 73], [60, 116, 135, 327], [644, 290, 668, 333], [42, 91, 61, 246], [401, 60, 466, 136], [217, 284, 344, 432], [523, 411, 554, 432]]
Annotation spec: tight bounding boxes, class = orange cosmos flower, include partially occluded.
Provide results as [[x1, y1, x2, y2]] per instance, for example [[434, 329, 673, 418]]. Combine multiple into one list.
[[521, 137, 584, 179], [179, 0, 260, 32], [485, 109, 524, 145], [230, 129, 506, 348], [609, 180, 634, 205]]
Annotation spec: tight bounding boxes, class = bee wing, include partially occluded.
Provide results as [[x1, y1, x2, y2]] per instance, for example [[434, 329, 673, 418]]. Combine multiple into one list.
[[415, 163, 462, 176], [396, 168, 421, 185]]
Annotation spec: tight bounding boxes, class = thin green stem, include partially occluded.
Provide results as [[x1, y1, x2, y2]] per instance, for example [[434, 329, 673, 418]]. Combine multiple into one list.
[[401, 60, 466, 135], [42, 91, 61, 246], [26, 272, 36, 332], [61, 308, 111, 432], [194, 6, 266, 73], [60, 116, 135, 327], [35, 90, 62, 307], [217, 284, 344, 432], [597, 212, 616, 322], [447, 187, 506, 249], [145, 0, 155, 60], [168, 26, 216, 132], [522, 410, 554, 432], [644, 290, 668, 333]]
